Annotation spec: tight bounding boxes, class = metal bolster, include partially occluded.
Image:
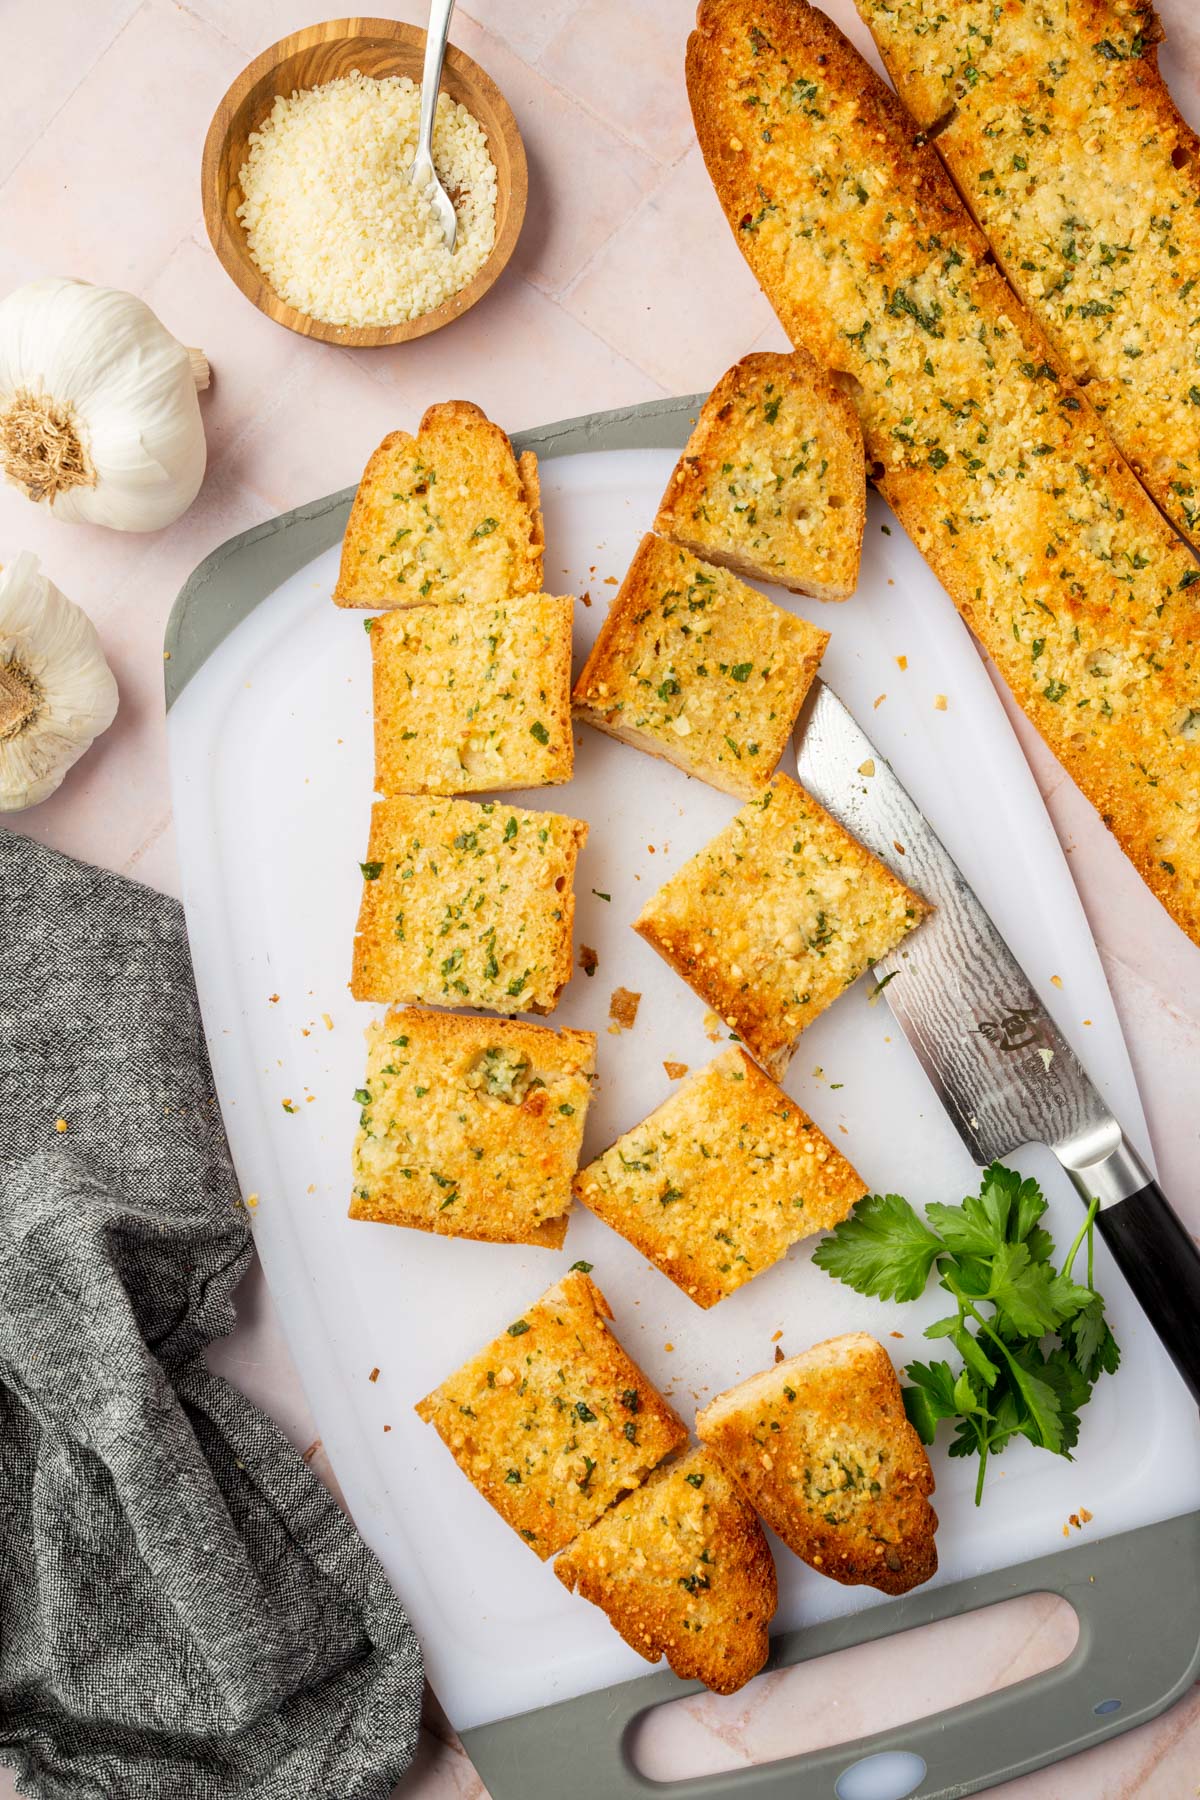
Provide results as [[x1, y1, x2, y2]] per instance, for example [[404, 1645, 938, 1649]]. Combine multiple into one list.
[[1053, 1123, 1150, 1209]]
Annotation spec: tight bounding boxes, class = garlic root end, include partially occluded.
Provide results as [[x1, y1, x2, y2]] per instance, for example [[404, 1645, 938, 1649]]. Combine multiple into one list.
[[188, 348, 211, 391]]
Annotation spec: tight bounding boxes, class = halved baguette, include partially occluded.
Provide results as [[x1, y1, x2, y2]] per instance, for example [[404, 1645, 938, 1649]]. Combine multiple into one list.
[[696, 1332, 937, 1596], [554, 1445, 777, 1694], [857, 0, 1200, 553], [335, 400, 544, 609], [687, 0, 1200, 947], [655, 350, 865, 599]]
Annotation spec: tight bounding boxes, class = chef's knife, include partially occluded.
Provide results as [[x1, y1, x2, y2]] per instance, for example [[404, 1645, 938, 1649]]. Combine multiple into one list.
[[795, 680, 1200, 1404]]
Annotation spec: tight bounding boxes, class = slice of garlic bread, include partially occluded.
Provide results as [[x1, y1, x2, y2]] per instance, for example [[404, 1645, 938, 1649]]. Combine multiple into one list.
[[351, 795, 587, 1013], [634, 775, 929, 1077], [416, 1271, 687, 1558], [574, 1048, 865, 1306], [335, 400, 544, 608], [655, 351, 865, 599], [350, 1007, 595, 1246], [572, 533, 827, 800], [697, 1333, 938, 1595], [371, 594, 574, 795], [555, 1445, 776, 1693]]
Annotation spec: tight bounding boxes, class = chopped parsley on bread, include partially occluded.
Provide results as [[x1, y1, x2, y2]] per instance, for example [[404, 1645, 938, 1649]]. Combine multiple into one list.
[[350, 1008, 595, 1246], [634, 775, 930, 1077], [654, 351, 865, 599], [858, 0, 1200, 554], [574, 1048, 866, 1306], [687, 0, 1200, 946], [334, 400, 544, 609], [554, 1445, 776, 1693], [572, 533, 828, 800], [350, 795, 587, 1012], [371, 595, 574, 795], [415, 1271, 688, 1558], [696, 1333, 938, 1596]]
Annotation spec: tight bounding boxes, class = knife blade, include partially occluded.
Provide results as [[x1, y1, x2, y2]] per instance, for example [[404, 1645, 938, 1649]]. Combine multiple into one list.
[[795, 679, 1200, 1404]]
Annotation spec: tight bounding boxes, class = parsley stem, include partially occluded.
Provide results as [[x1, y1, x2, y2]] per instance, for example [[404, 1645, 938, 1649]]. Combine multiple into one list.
[[1062, 1196, 1100, 1285], [975, 1441, 989, 1507]]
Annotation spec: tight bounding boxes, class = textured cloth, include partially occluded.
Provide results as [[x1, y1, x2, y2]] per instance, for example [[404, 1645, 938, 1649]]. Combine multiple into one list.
[[0, 829, 423, 1799]]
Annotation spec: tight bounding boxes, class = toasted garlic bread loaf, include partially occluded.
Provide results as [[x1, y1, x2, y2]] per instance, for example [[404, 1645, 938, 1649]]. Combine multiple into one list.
[[574, 1048, 866, 1306], [696, 1333, 938, 1596], [415, 1271, 688, 1558], [857, 0, 1200, 551], [351, 795, 587, 1012], [349, 1008, 595, 1246], [334, 400, 544, 608], [687, 0, 1200, 946], [572, 533, 828, 799], [655, 351, 865, 598], [634, 775, 930, 1077], [371, 595, 574, 795], [554, 1445, 777, 1693]]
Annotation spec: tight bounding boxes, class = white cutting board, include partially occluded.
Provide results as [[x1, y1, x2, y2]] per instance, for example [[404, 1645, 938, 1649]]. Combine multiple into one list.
[[168, 444, 1200, 1733]]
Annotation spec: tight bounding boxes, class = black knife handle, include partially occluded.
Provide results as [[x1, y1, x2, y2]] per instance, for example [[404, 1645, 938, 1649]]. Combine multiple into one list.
[[1094, 1182, 1200, 1406]]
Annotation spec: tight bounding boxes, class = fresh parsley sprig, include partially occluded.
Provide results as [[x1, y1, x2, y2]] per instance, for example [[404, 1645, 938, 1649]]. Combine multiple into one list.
[[812, 1164, 1119, 1504]]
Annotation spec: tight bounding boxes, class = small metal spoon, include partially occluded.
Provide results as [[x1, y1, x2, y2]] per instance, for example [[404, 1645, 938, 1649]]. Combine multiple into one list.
[[410, 0, 458, 251]]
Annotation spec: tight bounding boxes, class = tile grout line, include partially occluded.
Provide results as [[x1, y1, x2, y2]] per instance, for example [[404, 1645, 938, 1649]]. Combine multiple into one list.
[[0, 0, 149, 192]]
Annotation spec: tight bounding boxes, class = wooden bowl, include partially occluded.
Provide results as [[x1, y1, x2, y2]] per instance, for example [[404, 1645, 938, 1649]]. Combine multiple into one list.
[[201, 17, 527, 347]]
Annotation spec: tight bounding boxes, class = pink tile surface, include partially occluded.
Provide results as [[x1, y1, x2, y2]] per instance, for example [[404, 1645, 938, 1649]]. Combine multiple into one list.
[[1, 2, 1198, 1796]]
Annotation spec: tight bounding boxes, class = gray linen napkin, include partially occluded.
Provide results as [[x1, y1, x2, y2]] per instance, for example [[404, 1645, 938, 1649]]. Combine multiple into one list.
[[0, 829, 423, 1799]]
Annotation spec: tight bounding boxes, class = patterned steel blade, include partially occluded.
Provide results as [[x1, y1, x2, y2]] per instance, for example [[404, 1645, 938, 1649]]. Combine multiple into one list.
[[794, 682, 1121, 1171]]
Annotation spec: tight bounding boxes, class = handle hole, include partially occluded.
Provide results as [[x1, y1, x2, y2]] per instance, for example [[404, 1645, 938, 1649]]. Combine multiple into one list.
[[836, 1750, 928, 1800], [1094, 1698, 1122, 1716], [628, 1592, 1078, 1782]]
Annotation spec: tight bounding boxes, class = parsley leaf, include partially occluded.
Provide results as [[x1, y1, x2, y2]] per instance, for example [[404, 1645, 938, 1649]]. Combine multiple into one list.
[[811, 1192, 941, 1300]]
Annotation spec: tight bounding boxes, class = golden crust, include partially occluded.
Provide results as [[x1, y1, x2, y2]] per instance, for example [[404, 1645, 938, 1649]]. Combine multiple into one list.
[[349, 1007, 596, 1245], [574, 1048, 866, 1307], [654, 351, 865, 599], [415, 1272, 688, 1559], [858, 0, 1200, 552], [572, 533, 827, 800], [554, 1445, 776, 1694], [687, 0, 1200, 946], [634, 775, 930, 1077], [371, 595, 574, 796], [350, 795, 587, 1013], [334, 400, 545, 608], [696, 1332, 938, 1596]]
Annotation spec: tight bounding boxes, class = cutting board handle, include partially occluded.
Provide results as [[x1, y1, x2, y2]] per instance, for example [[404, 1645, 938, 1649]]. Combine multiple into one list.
[[461, 1512, 1200, 1800]]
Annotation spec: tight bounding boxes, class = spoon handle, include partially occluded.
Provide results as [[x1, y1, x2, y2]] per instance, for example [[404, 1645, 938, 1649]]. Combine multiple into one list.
[[414, 0, 456, 173]]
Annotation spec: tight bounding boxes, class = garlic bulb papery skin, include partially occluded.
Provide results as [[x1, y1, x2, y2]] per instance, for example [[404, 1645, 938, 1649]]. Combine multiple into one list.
[[0, 277, 209, 532], [0, 553, 119, 810]]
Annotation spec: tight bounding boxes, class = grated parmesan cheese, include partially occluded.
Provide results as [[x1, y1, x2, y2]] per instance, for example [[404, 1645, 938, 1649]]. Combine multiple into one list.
[[237, 71, 497, 327]]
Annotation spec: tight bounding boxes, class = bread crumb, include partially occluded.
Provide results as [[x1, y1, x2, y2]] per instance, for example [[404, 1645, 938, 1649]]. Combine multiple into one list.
[[663, 1060, 689, 1080], [1050, 974, 1063, 989], [664, 1342, 675, 1352], [383, 1424, 392, 1433], [890, 1330, 904, 1339], [771, 1330, 783, 1342], [301, 1439, 322, 1465], [858, 758, 875, 777], [609, 987, 641, 1030], [873, 693, 886, 708], [1079, 1506, 1093, 1523], [281, 1098, 296, 1113], [368, 1367, 380, 1383], [933, 693, 948, 711], [54, 1118, 68, 1133], [245, 1192, 259, 1210], [579, 944, 599, 978], [703, 1010, 724, 1042], [604, 575, 618, 586], [322, 1013, 334, 1030], [774, 1344, 785, 1363], [268, 993, 279, 1004], [896, 654, 908, 670], [580, 591, 592, 608]]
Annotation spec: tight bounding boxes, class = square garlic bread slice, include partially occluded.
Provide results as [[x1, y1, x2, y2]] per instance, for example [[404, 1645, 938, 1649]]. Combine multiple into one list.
[[654, 351, 865, 600], [371, 595, 574, 795], [334, 400, 544, 609], [351, 795, 587, 1012], [573, 1048, 866, 1306], [350, 1008, 596, 1247], [554, 1445, 776, 1694], [634, 774, 929, 1076], [415, 1271, 688, 1559], [572, 533, 827, 800], [696, 1333, 938, 1596]]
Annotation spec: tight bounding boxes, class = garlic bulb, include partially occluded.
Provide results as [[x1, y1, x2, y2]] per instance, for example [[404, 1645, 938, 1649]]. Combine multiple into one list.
[[0, 278, 209, 532], [0, 553, 118, 809]]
